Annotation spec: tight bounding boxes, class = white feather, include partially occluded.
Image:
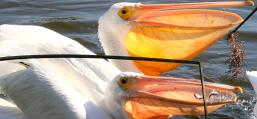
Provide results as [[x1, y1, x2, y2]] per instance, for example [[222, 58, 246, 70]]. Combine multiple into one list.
[[0, 98, 25, 119], [98, 2, 141, 72], [0, 24, 119, 119], [0, 64, 86, 119], [246, 71, 257, 118], [0, 2, 144, 119]]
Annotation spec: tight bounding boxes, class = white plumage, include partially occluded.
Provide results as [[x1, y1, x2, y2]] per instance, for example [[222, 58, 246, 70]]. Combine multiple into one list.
[[246, 71, 257, 118], [98, 2, 141, 72], [0, 2, 137, 118], [0, 24, 120, 119], [0, 98, 25, 119]]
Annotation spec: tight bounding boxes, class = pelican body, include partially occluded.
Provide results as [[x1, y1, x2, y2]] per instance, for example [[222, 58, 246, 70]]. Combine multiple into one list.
[[0, 24, 119, 119], [0, 63, 86, 119]]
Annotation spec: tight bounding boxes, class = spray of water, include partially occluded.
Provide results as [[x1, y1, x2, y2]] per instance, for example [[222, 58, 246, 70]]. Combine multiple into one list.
[[226, 33, 245, 79]]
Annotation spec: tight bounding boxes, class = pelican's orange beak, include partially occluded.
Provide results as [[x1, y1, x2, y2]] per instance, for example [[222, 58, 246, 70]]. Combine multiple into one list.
[[137, 1, 254, 11], [119, 1, 254, 76], [124, 75, 242, 119]]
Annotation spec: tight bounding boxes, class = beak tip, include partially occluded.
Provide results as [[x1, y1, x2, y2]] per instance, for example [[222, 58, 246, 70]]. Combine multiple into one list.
[[235, 86, 244, 94], [247, 0, 255, 6]]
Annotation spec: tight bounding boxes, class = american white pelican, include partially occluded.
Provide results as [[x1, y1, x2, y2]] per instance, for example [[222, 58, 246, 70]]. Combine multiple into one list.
[[103, 72, 243, 119], [0, 24, 243, 119], [98, 1, 254, 75], [0, 62, 242, 119], [246, 71, 257, 118]]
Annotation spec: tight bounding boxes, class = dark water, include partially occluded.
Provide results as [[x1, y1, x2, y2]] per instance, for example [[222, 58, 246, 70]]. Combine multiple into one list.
[[0, 0, 257, 119]]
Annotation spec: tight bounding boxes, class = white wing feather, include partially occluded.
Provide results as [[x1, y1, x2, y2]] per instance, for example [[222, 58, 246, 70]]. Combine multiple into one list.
[[0, 98, 26, 119], [0, 24, 121, 102], [0, 24, 119, 119]]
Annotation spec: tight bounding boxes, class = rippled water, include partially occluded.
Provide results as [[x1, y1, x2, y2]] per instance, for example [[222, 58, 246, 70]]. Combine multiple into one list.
[[0, 0, 257, 119]]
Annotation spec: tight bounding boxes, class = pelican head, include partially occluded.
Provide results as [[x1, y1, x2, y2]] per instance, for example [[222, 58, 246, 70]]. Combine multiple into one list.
[[98, 1, 254, 75], [103, 72, 243, 119]]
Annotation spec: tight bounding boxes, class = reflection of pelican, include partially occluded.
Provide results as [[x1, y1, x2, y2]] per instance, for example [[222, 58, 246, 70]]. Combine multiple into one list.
[[246, 71, 257, 118]]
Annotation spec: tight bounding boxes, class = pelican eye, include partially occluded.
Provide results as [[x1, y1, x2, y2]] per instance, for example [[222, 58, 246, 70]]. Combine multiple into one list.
[[118, 77, 132, 90], [118, 7, 136, 20], [121, 78, 128, 84]]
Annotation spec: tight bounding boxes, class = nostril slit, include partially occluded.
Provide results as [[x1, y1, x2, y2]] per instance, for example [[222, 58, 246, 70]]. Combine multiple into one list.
[[194, 93, 203, 99]]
